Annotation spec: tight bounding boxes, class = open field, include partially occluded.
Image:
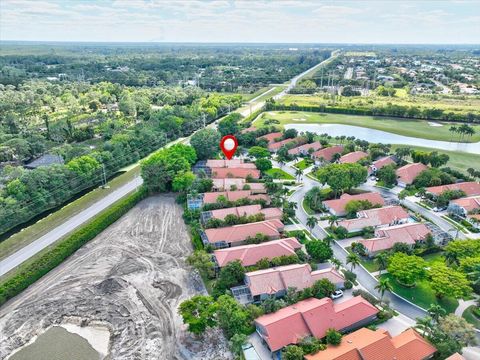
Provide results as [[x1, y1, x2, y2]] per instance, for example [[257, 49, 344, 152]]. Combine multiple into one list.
[[279, 94, 480, 118], [256, 111, 480, 142], [0, 195, 231, 360]]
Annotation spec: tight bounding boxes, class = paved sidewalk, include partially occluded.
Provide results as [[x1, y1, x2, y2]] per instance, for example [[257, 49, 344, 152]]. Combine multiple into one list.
[[455, 298, 479, 317]]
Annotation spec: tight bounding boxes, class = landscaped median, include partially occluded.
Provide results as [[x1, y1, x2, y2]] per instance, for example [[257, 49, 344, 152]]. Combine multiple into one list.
[[0, 186, 147, 306]]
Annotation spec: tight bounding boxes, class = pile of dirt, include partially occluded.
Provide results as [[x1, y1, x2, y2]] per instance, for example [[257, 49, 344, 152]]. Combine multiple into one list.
[[0, 195, 232, 360]]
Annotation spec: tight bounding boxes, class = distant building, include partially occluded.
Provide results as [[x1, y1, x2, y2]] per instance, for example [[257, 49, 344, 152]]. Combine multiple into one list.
[[448, 195, 480, 217], [312, 145, 344, 164], [206, 159, 257, 169], [426, 182, 480, 198], [210, 167, 260, 179], [256, 132, 283, 144], [267, 137, 306, 153], [287, 141, 322, 156], [25, 154, 64, 169], [186, 190, 270, 210], [368, 156, 396, 175], [201, 204, 282, 224], [339, 151, 368, 164]]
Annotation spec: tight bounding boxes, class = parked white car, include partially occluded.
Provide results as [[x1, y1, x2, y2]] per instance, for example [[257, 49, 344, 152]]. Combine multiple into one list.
[[331, 290, 344, 299]]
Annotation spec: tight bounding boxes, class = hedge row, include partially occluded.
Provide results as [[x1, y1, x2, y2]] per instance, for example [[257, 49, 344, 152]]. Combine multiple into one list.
[[0, 186, 147, 305], [266, 103, 480, 123]]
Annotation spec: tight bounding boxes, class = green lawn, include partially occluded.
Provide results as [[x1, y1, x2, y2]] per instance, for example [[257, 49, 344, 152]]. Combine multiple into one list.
[[265, 168, 295, 180], [294, 158, 314, 170], [381, 273, 459, 313], [462, 305, 480, 329], [0, 168, 140, 260], [345, 247, 380, 273], [255, 111, 480, 143], [302, 199, 315, 215], [421, 252, 445, 266]]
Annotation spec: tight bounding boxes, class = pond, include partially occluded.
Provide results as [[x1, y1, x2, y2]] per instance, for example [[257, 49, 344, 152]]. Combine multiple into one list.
[[8, 324, 110, 360], [284, 123, 480, 154]]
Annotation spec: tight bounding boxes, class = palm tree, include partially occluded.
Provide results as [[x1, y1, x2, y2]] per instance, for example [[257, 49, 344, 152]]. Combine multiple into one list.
[[375, 252, 389, 275], [295, 168, 303, 181], [306, 216, 317, 230], [449, 125, 458, 141], [330, 257, 342, 270], [327, 215, 339, 228], [346, 253, 360, 272], [415, 316, 434, 340], [467, 167, 476, 178], [427, 304, 446, 323], [375, 278, 393, 302]]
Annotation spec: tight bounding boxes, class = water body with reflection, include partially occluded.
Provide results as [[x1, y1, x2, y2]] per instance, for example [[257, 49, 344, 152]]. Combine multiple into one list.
[[285, 123, 480, 154]]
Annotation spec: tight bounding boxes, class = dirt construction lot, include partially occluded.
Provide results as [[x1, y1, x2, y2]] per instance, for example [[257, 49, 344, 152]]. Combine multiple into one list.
[[0, 195, 232, 360]]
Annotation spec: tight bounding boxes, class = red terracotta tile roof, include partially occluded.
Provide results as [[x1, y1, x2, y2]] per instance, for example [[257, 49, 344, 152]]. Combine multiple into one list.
[[445, 353, 466, 360], [213, 238, 302, 267], [202, 190, 270, 204], [312, 145, 344, 162], [204, 219, 284, 245], [257, 132, 283, 144], [359, 223, 431, 253], [268, 137, 306, 151], [305, 328, 436, 360], [208, 205, 282, 221], [255, 296, 378, 352], [450, 195, 480, 212], [426, 182, 480, 197], [288, 141, 322, 155], [372, 156, 396, 170], [323, 192, 385, 216], [206, 159, 256, 168], [339, 151, 368, 164], [212, 178, 246, 191], [396, 163, 428, 185], [337, 206, 409, 232], [210, 167, 260, 179]]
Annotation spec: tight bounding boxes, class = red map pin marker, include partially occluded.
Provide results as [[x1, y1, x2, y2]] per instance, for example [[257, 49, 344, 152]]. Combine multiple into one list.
[[220, 135, 238, 160]]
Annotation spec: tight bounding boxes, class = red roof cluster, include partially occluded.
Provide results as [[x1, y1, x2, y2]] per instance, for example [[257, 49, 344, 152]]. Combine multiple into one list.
[[213, 237, 302, 267], [204, 219, 284, 245], [305, 327, 436, 360], [312, 145, 344, 162], [323, 192, 385, 216], [206, 159, 257, 169], [268, 137, 306, 152], [211, 178, 266, 192], [257, 132, 283, 144], [255, 296, 378, 352], [207, 205, 282, 221]]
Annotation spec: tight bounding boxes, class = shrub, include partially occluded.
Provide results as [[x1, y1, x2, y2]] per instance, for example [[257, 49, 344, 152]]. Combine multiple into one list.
[[344, 280, 353, 290], [0, 187, 147, 305]]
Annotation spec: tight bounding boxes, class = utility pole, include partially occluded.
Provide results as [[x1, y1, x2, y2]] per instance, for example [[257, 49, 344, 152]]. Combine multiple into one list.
[[101, 164, 109, 189]]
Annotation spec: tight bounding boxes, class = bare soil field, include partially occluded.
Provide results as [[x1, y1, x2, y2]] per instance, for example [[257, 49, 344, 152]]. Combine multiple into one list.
[[0, 195, 232, 360]]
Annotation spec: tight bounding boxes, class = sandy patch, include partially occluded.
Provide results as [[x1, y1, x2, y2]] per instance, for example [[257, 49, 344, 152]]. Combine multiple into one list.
[[428, 121, 443, 127], [61, 323, 110, 357], [292, 118, 307, 121]]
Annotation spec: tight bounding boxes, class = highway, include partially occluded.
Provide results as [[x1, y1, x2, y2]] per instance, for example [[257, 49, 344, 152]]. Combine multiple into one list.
[[0, 53, 337, 278]]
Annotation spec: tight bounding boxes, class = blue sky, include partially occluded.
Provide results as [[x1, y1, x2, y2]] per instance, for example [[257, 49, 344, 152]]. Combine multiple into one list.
[[1, 0, 479, 44]]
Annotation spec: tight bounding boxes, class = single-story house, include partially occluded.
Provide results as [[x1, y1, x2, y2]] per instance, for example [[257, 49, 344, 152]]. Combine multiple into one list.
[[337, 205, 409, 233], [237, 264, 344, 303], [359, 222, 431, 256], [339, 151, 368, 164], [425, 181, 480, 198], [202, 219, 284, 248], [305, 327, 436, 360], [368, 155, 396, 175], [201, 204, 282, 224], [206, 159, 257, 169], [396, 163, 428, 187], [323, 192, 385, 216], [445, 353, 466, 360], [211, 178, 266, 193], [287, 141, 322, 156], [312, 145, 344, 164], [267, 137, 306, 152], [257, 132, 283, 144], [213, 237, 302, 268], [448, 195, 480, 217], [187, 190, 270, 210], [210, 167, 260, 179], [254, 296, 378, 354]]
